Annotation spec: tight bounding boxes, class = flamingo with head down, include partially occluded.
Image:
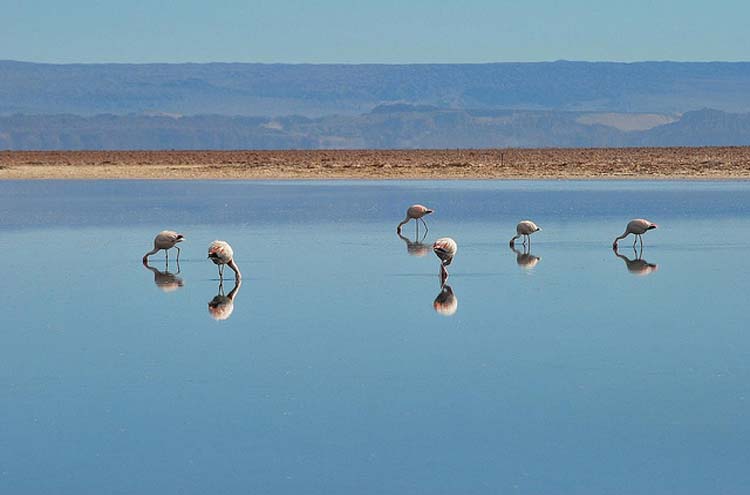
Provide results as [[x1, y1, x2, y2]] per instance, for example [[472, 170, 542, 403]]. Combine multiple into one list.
[[613, 219, 658, 249], [397, 204, 433, 234], [208, 240, 242, 280], [143, 230, 185, 263], [433, 237, 457, 283], [509, 220, 541, 247]]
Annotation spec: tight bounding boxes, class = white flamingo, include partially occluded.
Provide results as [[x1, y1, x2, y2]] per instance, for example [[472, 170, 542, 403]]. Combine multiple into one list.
[[613, 219, 658, 249], [509, 220, 541, 247], [397, 204, 433, 234], [208, 240, 242, 280], [142, 230, 184, 263]]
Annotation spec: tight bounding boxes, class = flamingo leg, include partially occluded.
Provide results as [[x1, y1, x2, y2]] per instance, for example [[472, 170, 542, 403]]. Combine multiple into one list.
[[420, 217, 429, 233], [176, 246, 181, 262], [632, 235, 638, 248], [165, 249, 169, 262], [639, 234, 644, 248]]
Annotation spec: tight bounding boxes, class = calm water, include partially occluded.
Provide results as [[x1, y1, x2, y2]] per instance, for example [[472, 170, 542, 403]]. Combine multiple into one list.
[[1, 180, 749, 494]]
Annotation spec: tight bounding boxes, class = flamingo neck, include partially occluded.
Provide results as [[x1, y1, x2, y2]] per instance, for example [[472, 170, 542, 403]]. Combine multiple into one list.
[[615, 231, 629, 242], [142, 247, 160, 261], [228, 259, 242, 280]]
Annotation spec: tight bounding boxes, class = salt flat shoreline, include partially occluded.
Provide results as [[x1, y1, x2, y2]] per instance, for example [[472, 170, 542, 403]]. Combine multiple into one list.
[[2, 147, 750, 180]]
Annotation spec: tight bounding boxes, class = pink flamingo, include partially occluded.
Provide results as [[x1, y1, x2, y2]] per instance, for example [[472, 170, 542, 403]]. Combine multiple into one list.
[[433, 237, 458, 282], [509, 220, 541, 247], [397, 204, 433, 234], [612, 219, 658, 249], [208, 240, 242, 280], [142, 230, 185, 263]]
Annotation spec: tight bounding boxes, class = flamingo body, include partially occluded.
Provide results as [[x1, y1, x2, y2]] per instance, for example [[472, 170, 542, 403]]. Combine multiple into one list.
[[613, 219, 658, 249], [433, 237, 457, 282], [143, 230, 184, 262], [433, 237, 458, 265], [208, 240, 242, 280], [509, 220, 541, 247], [397, 204, 433, 233]]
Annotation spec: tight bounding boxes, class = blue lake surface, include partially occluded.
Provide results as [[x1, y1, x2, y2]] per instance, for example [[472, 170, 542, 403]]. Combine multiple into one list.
[[1, 180, 749, 494]]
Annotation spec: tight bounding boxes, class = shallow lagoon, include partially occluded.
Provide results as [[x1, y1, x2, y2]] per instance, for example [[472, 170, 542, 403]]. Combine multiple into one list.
[[1, 180, 749, 494]]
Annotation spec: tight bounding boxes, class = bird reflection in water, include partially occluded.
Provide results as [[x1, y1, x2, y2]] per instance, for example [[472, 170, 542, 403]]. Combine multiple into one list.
[[397, 231, 430, 257], [510, 244, 541, 270], [142, 260, 184, 292], [613, 246, 658, 276], [433, 283, 458, 316], [208, 278, 242, 320]]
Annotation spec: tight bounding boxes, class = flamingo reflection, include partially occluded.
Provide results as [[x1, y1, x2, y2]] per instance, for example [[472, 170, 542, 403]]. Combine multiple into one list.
[[613, 247, 659, 276], [510, 244, 541, 270], [208, 278, 242, 320], [433, 284, 458, 316], [142, 260, 184, 292], [397, 231, 430, 257]]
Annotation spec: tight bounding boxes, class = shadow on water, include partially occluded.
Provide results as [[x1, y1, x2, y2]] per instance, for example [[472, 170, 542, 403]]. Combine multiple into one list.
[[510, 244, 541, 270], [613, 246, 659, 276], [142, 260, 184, 292], [208, 278, 242, 321]]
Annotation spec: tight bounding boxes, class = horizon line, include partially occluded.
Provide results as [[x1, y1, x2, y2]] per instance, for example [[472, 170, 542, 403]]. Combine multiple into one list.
[[3, 59, 750, 66]]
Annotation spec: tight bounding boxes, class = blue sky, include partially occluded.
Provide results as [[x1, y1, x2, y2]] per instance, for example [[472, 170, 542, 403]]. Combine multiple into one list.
[[3, 0, 748, 63]]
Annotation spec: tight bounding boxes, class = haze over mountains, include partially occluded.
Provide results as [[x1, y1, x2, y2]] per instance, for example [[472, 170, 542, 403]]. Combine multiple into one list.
[[1, 60, 749, 149]]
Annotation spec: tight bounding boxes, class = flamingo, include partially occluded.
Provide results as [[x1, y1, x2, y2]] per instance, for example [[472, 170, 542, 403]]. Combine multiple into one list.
[[208, 240, 242, 280], [433, 237, 458, 282], [612, 219, 658, 249], [142, 230, 184, 263], [509, 220, 541, 247], [397, 204, 433, 234]]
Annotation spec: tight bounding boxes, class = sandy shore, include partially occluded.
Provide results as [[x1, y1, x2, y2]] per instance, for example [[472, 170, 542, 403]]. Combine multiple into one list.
[[2, 147, 750, 180]]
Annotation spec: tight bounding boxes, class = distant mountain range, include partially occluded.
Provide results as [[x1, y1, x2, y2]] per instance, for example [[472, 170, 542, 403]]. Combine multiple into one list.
[[3, 107, 750, 150], [1, 60, 750, 149]]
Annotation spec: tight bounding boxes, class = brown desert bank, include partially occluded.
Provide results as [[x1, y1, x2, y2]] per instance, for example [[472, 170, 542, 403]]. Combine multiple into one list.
[[1, 147, 750, 180]]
